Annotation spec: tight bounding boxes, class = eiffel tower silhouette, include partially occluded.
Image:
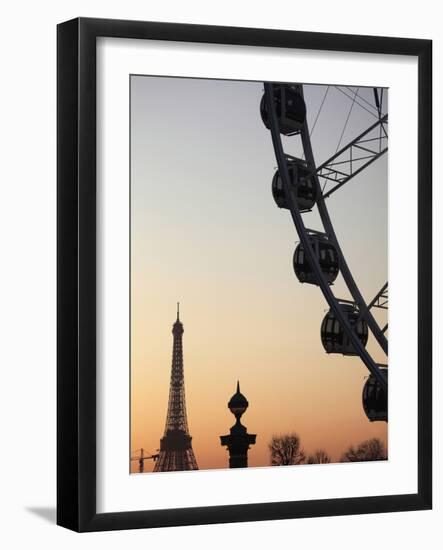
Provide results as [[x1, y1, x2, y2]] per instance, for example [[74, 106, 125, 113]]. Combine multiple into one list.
[[154, 304, 198, 471]]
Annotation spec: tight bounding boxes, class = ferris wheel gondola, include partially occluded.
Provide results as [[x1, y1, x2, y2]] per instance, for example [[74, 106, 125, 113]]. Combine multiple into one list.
[[293, 231, 339, 285], [362, 366, 388, 422], [272, 156, 317, 212], [260, 84, 306, 135], [320, 302, 369, 356]]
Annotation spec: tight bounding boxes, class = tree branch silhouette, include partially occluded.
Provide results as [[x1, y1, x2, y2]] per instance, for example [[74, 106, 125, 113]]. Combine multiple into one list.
[[307, 449, 332, 464], [269, 433, 306, 466], [341, 437, 387, 462]]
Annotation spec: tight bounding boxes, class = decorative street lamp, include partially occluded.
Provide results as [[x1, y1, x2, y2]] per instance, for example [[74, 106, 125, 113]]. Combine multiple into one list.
[[220, 382, 256, 468]]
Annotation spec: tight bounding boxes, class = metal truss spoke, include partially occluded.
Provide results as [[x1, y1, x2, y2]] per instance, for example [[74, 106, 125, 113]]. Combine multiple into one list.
[[317, 114, 388, 199], [344, 86, 380, 114], [357, 284, 388, 327], [370, 283, 388, 310], [335, 86, 380, 119]]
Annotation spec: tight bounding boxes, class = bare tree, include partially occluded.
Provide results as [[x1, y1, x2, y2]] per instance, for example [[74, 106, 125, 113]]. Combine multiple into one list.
[[269, 433, 306, 466], [307, 449, 331, 464], [341, 438, 387, 462]]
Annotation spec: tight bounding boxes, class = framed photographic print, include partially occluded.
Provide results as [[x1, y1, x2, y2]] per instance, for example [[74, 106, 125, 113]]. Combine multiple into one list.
[[57, 17, 432, 531]]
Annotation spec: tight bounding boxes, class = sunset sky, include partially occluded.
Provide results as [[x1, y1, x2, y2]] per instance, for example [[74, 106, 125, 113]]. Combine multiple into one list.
[[130, 75, 388, 473]]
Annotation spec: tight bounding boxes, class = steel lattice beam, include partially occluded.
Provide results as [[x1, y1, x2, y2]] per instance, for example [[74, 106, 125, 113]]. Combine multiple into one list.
[[318, 114, 388, 199], [371, 283, 388, 310]]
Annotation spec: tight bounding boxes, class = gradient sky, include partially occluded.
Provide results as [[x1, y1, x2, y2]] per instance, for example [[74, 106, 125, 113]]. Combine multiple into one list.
[[130, 75, 388, 473]]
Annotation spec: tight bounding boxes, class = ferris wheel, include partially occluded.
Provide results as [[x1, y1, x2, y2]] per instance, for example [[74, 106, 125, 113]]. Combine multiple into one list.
[[260, 82, 388, 423]]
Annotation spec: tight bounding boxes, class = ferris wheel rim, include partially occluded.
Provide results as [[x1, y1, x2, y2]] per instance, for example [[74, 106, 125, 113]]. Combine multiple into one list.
[[263, 82, 387, 391], [298, 85, 388, 356]]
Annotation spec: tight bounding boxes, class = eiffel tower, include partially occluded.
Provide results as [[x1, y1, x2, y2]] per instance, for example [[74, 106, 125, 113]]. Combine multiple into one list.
[[154, 304, 198, 472]]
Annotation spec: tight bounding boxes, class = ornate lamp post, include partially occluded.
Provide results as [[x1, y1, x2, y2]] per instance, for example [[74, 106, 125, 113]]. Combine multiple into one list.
[[220, 382, 256, 468]]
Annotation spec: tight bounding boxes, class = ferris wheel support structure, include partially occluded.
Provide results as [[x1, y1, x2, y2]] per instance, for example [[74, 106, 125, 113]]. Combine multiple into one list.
[[264, 82, 387, 390], [299, 85, 388, 357]]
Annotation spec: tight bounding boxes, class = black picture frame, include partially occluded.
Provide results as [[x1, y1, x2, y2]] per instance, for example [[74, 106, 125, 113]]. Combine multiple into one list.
[[57, 17, 432, 532]]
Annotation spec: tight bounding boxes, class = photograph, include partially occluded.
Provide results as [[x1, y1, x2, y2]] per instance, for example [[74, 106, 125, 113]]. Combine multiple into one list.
[[129, 76, 389, 474], [0, 2, 434, 544]]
